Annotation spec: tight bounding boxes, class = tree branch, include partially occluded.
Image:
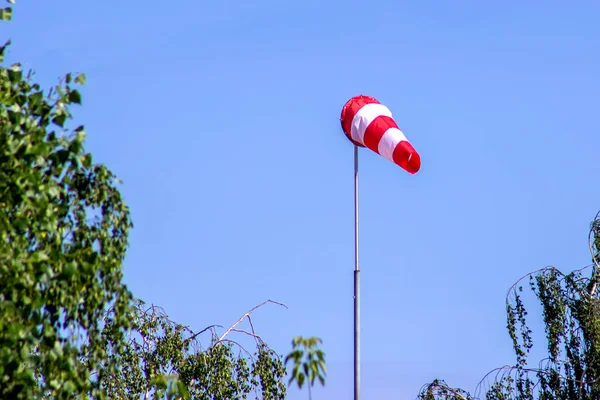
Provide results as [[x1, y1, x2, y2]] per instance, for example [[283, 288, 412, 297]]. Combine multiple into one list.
[[184, 324, 223, 347], [213, 299, 287, 347], [230, 328, 264, 346], [588, 210, 600, 296]]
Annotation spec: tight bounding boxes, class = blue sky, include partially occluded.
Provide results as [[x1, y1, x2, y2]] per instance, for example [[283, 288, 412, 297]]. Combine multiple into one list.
[[3, 1, 600, 398]]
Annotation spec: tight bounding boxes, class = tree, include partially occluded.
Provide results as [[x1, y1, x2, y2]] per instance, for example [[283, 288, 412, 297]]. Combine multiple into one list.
[[285, 336, 327, 400], [102, 299, 289, 400], [1, 5, 326, 399], [0, 9, 134, 400], [94, 298, 329, 400], [418, 211, 600, 400]]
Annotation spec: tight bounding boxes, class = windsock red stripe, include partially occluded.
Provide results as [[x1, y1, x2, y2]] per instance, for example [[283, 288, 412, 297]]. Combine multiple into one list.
[[350, 103, 393, 145], [363, 115, 397, 154], [393, 141, 420, 174], [341, 95, 379, 146]]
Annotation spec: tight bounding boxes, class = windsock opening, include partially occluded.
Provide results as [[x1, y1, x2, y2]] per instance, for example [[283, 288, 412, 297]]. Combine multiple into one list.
[[340, 95, 379, 147], [398, 149, 421, 174]]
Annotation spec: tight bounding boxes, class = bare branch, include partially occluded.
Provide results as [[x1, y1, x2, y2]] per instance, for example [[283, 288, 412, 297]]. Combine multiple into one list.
[[184, 324, 223, 347], [506, 266, 562, 305], [218, 339, 254, 360], [213, 299, 287, 347], [230, 328, 265, 345]]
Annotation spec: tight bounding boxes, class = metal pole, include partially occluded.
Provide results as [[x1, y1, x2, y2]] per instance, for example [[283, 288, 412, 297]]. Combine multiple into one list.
[[353, 144, 360, 400]]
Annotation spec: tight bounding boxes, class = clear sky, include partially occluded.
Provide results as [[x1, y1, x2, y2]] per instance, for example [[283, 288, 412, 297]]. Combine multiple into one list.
[[3, 1, 600, 398]]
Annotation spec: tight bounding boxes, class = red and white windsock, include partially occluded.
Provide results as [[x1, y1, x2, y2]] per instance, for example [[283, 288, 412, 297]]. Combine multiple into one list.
[[340, 95, 421, 174]]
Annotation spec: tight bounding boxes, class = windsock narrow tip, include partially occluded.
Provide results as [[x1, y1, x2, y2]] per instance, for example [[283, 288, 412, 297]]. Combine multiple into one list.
[[406, 152, 421, 174], [392, 141, 421, 174]]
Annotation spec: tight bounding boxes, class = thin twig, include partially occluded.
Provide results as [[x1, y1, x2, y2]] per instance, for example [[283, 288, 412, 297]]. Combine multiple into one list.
[[230, 328, 265, 345], [245, 315, 260, 346], [506, 267, 562, 305], [184, 324, 223, 346], [213, 299, 287, 346], [218, 339, 254, 360]]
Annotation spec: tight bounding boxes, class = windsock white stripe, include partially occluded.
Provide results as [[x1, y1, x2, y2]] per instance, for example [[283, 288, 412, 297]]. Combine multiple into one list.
[[350, 103, 393, 145], [377, 128, 408, 162]]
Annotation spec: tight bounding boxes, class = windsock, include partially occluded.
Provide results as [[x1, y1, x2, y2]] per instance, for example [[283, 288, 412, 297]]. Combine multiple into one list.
[[340, 95, 421, 174]]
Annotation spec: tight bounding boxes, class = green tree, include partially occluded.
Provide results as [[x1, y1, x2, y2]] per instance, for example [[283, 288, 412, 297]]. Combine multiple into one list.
[[94, 298, 328, 400], [0, 7, 134, 400], [285, 336, 326, 400], [418, 211, 600, 400], [102, 299, 289, 400], [1, 4, 326, 399]]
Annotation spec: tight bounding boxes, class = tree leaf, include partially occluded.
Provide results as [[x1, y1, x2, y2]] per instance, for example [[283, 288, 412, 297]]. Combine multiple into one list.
[[52, 112, 66, 127], [68, 89, 81, 104], [0, 7, 12, 21], [74, 73, 86, 85]]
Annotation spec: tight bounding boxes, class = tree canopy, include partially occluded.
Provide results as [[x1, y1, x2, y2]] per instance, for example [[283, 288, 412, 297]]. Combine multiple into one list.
[[0, 3, 325, 399], [419, 211, 600, 400], [1, 4, 134, 398]]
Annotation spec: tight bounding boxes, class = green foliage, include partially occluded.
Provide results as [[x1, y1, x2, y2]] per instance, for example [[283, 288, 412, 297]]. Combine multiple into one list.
[[0, 44, 133, 400], [418, 211, 600, 400], [0, 6, 11, 21], [150, 374, 191, 400], [102, 300, 288, 399], [418, 379, 470, 400], [1, 1, 13, 63], [1, 6, 326, 399], [285, 336, 326, 399], [0, 5, 134, 398]]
